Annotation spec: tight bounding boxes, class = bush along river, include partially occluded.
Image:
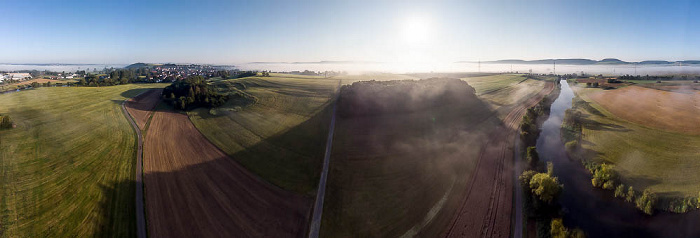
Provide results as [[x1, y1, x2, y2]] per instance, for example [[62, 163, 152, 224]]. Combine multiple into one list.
[[534, 79, 700, 237]]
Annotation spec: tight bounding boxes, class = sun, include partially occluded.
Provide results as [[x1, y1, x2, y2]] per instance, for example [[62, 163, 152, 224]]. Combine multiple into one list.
[[400, 15, 433, 46]]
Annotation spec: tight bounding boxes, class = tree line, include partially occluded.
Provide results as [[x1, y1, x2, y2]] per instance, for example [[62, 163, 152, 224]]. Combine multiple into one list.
[[518, 88, 584, 237]]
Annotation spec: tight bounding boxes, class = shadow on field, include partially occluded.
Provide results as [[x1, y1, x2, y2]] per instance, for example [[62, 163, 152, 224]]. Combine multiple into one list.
[[140, 156, 312, 237], [95, 179, 136, 238], [120, 88, 163, 99], [221, 101, 334, 194]]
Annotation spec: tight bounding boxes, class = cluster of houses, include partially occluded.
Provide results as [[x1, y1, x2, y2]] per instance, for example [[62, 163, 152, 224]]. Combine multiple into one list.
[[0, 73, 32, 83]]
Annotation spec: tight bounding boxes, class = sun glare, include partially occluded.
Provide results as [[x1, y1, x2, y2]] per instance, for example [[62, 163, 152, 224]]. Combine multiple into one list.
[[400, 15, 432, 46]]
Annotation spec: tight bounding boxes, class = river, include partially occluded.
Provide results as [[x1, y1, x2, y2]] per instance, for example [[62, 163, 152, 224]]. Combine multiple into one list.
[[535, 80, 700, 238]]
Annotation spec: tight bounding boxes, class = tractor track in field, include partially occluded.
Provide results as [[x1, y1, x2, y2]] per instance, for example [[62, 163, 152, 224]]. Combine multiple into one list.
[[444, 81, 554, 238]]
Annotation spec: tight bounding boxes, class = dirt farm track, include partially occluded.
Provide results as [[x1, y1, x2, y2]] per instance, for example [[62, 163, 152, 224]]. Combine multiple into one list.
[[141, 104, 311, 237]]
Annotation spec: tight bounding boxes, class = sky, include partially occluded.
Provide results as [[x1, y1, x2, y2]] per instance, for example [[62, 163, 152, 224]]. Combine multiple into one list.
[[1, 0, 699, 64]]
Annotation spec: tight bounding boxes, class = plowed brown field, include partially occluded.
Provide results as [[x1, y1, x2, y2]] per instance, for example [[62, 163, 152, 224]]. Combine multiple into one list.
[[589, 85, 700, 134], [125, 89, 162, 129], [143, 110, 311, 237], [444, 81, 554, 238]]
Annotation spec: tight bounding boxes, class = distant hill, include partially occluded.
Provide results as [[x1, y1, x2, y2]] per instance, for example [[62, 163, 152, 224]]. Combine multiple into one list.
[[125, 63, 154, 69], [598, 58, 628, 64], [475, 58, 700, 65], [638, 60, 672, 65]]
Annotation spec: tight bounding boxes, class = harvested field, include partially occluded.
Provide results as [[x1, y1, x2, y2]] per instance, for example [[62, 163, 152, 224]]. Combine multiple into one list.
[[125, 89, 162, 129], [445, 81, 554, 238], [588, 85, 700, 134], [567, 85, 700, 197], [143, 109, 311, 237]]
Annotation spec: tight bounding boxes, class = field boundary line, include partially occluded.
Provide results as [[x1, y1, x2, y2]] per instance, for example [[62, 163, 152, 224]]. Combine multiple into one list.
[[308, 80, 341, 238], [121, 89, 150, 238], [307, 102, 337, 238]]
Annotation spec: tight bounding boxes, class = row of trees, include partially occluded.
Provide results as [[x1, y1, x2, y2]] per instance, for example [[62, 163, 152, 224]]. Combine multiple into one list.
[[520, 88, 558, 147], [162, 76, 229, 110], [519, 86, 586, 237]]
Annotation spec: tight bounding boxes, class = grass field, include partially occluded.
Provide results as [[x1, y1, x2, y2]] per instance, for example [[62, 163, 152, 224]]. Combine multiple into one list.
[[320, 78, 513, 237], [0, 84, 166, 237], [462, 74, 547, 117], [188, 73, 339, 194], [570, 85, 700, 197]]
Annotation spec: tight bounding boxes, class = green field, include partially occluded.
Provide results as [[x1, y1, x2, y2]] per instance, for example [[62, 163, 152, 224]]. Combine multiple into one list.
[[462, 74, 547, 116], [569, 86, 700, 198], [188, 74, 339, 194], [0, 84, 166, 237]]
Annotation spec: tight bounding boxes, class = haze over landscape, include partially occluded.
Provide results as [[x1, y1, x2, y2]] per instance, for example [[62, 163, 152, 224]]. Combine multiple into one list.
[[3, 1, 700, 238]]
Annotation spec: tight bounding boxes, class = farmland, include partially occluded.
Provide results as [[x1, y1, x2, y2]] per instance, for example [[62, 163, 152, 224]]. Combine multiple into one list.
[[462, 74, 549, 117], [0, 84, 165, 237], [143, 107, 311, 237], [188, 73, 339, 194], [320, 77, 554, 237], [125, 88, 163, 130], [569, 85, 700, 197]]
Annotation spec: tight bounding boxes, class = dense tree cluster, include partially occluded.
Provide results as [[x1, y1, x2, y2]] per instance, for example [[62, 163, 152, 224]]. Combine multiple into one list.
[[162, 76, 229, 110], [337, 78, 479, 117]]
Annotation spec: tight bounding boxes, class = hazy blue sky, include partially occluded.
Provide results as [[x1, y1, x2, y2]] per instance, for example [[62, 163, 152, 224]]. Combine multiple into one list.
[[1, 0, 699, 64]]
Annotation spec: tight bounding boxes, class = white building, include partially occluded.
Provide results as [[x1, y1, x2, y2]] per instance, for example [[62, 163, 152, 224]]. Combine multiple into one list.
[[7, 73, 31, 80]]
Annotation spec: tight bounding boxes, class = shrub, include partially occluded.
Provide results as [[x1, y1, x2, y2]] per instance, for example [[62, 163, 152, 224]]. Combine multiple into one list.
[[0, 115, 13, 129], [626, 186, 635, 203], [614, 184, 625, 198], [591, 163, 617, 190], [635, 189, 657, 215], [551, 218, 567, 238], [519, 170, 537, 189], [551, 218, 586, 238], [530, 172, 563, 204]]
